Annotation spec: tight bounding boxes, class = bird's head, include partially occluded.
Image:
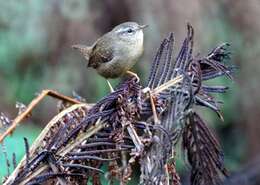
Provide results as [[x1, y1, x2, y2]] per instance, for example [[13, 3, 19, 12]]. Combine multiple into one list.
[[112, 22, 148, 44]]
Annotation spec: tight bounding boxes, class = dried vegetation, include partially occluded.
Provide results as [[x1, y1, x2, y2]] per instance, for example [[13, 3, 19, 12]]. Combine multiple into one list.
[[0, 24, 233, 185]]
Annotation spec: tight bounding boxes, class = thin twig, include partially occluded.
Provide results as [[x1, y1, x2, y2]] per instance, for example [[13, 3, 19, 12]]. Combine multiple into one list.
[[0, 89, 83, 143]]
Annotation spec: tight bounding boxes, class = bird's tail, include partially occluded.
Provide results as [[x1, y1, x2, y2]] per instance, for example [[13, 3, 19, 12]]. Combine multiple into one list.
[[72, 44, 92, 61]]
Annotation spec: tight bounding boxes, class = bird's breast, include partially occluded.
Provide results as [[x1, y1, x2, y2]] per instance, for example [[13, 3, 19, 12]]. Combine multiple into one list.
[[95, 34, 144, 78]]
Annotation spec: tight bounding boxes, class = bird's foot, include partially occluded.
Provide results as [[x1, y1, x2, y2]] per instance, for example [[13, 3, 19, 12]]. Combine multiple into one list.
[[126, 71, 140, 83]]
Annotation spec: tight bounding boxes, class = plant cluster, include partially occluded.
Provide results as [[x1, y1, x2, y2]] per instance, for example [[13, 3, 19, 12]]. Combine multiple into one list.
[[0, 24, 233, 185]]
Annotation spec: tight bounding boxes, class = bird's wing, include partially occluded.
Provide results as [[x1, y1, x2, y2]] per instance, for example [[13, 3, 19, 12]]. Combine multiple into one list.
[[88, 35, 114, 68]]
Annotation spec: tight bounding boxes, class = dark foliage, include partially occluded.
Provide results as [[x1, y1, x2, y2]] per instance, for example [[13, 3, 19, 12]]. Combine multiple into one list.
[[2, 24, 233, 185], [182, 112, 228, 185]]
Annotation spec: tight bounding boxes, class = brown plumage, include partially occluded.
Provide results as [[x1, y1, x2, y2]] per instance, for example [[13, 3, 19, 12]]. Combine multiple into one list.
[[72, 22, 147, 79]]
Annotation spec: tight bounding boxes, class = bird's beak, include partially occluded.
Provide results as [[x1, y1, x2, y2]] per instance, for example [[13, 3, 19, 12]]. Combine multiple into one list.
[[139, 24, 148, 30]]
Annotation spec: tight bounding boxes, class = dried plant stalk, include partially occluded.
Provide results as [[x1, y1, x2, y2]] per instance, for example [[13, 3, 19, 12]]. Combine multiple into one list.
[[1, 24, 233, 185]]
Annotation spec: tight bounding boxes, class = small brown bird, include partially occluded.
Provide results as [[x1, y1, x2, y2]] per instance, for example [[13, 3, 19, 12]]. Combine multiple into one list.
[[72, 22, 147, 80]]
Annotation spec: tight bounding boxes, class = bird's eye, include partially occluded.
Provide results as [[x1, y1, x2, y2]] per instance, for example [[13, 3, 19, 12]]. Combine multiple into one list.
[[127, 28, 134, 33]]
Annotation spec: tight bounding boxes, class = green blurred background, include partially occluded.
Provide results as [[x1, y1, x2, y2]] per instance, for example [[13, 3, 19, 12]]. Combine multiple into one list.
[[1, 0, 260, 184]]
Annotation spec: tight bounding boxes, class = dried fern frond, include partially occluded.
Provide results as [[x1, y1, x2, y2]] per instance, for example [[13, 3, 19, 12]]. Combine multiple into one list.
[[1, 24, 233, 185], [183, 112, 228, 185], [140, 24, 232, 185]]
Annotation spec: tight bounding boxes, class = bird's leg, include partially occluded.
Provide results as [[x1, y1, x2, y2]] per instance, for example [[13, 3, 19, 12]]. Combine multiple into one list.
[[106, 80, 114, 92], [126, 71, 140, 82], [0, 89, 82, 143]]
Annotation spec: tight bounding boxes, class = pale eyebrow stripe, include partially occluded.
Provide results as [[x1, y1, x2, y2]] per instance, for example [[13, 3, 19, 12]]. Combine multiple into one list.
[[115, 27, 127, 33], [115, 27, 136, 34]]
